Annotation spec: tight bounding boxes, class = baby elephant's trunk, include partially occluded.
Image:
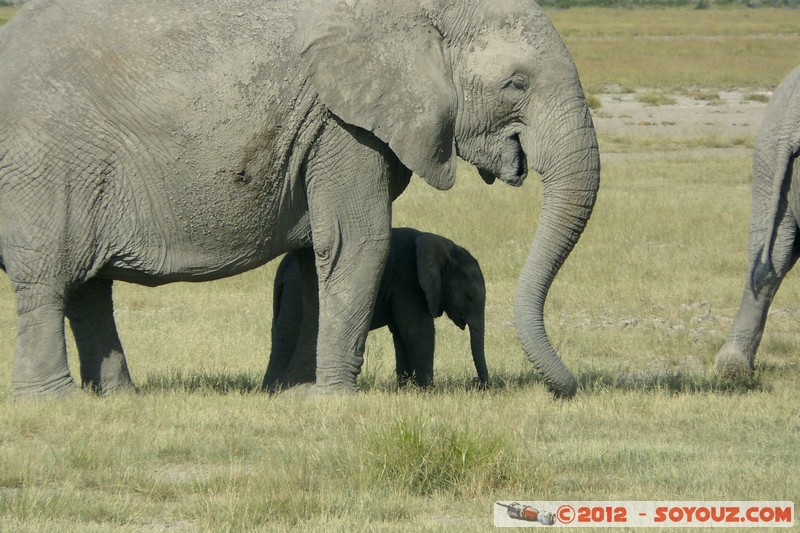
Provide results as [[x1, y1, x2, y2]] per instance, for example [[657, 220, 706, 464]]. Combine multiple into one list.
[[469, 321, 488, 387]]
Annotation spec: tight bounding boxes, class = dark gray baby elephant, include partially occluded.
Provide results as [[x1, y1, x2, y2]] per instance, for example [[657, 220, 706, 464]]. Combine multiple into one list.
[[263, 228, 488, 390]]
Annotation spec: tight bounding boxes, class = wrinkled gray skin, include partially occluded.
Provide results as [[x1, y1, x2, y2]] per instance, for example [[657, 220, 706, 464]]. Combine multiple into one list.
[[263, 228, 488, 390], [0, 0, 598, 399], [716, 65, 800, 376]]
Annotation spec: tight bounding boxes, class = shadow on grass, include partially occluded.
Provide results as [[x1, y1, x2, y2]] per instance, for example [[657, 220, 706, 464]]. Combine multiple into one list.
[[365, 366, 770, 396], [140, 370, 263, 395], [136, 365, 771, 397], [572, 367, 769, 395]]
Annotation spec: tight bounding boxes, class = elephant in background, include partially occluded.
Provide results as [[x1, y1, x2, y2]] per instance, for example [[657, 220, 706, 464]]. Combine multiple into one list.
[[0, 0, 599, 399], [263, 228, 488, 391], [716, 65, 800, 376]]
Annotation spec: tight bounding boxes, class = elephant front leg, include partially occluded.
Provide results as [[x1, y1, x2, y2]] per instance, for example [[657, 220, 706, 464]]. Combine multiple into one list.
[[66, 278, 136, 394], [12, 291, 76, 399], [304, 123, 394, 393], [312, 236, 389, 392]]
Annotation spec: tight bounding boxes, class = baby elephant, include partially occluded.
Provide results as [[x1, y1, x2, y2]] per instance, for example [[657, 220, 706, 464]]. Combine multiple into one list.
[[263, 227, 488, 390]]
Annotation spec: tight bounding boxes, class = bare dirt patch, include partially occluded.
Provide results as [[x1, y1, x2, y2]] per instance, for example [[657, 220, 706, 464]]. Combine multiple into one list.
[[591, 87, 770, 161]]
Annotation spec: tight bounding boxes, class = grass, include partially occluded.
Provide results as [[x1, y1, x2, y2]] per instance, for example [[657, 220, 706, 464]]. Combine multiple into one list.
[[599, 133, 755, 152], [1, 5, 798, 91], [3, 151, 797, 531], [635, 91, 678, 106], [0, 6, 14, 25], [684, 88, 723, 104], [1, 4, 799, 531], [585, 93, 603, 109], [547, 6, 800, 92], [745, 92, 772, 103]]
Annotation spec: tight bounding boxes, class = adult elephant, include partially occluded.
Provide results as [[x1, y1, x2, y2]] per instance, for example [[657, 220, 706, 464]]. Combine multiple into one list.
[[716, 65, 800, 376], [0, 0, 599, 399]]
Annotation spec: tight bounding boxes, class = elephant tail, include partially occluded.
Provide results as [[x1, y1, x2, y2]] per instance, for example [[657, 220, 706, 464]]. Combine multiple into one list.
[[750, 145, 793, 296]]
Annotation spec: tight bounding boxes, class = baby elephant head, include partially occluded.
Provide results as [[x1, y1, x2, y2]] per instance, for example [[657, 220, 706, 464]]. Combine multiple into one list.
[[416, 233, 488, 387]]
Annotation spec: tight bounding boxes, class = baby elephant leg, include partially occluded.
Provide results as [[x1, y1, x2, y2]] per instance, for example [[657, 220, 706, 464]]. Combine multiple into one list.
[[272, 249, 319, 389], [390, 318, 435, 387], [66, 278, 136, 394]]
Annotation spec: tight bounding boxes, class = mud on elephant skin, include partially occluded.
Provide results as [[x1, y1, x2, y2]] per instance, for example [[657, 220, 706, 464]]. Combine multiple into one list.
[[263, 228, 488, 391], [716, 64, 800, 376], [0, 0, 598, 399]]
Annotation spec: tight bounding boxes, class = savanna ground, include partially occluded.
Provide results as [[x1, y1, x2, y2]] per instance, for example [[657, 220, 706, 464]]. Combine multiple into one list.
[[1, 5, 799, 531]]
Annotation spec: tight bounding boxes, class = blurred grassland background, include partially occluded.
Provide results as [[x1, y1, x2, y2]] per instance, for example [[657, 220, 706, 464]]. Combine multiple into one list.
[[1, 4, 799, 531]]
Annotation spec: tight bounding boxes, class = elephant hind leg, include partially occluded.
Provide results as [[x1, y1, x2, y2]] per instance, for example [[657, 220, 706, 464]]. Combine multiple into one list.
[[65, 278, 136, 394], [391, 328, 413, 387], [269, 249, 319, 390], [717, 211, 800, 376], [390, 317, 435, 388], [263, 252, 307, 391]]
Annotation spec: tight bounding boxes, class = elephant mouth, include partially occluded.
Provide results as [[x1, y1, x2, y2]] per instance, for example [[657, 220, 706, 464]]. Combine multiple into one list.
[[505, 134, 528, 186], [476, 134, 528, 187], [478, 167, 496, 185], [447, 311, 467, 330]]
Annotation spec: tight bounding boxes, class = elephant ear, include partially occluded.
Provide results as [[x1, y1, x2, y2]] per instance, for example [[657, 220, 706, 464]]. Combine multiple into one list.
[[300, 7, 457, 191], [416, 233, 453, 317]]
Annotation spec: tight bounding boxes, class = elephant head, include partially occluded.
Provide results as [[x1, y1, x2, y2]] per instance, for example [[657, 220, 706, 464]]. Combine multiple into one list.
[[302, 0, 599, 397], [416, 232, 488, 387]]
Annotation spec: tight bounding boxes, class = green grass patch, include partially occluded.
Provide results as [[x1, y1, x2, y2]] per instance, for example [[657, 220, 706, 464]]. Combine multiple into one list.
[[684, 88, 723, 104], [635, 92, 678, 106], [585, 93, 603, 109], [575, 366, 768, 394], [745, 92, 772, 103], [0, 6, 16, 26], [548, 6, 800, 92], [141, 369, 262, 395], [365, 417, 518, 496], [599, 133, 754, 152]]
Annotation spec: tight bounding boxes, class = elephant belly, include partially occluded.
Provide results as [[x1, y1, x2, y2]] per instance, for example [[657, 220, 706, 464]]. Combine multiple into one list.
[[100, 243, 275, 285], [100, 200, 311, 285], [97, 162, 313, 285]]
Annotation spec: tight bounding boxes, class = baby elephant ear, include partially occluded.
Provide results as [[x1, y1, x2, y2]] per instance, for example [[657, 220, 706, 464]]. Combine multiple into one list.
[[416, 233, 452, 318], [301, 10, 457, 191]]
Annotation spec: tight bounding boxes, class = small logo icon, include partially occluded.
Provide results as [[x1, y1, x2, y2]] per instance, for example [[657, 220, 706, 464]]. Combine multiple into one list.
[[496, 502, 556, 525], [557, 504, 575, 524]]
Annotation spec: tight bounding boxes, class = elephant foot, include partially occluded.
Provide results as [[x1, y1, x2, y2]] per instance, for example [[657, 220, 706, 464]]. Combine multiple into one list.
[[471, 376, 489, 390], [82, 374, 139, 396], [715, 342, 754, 377], [263, 379, 305, 395], [315, 366, 360, 393], [91, 381, 140, 396], [270, 382, 315, 398], [13, 374, 78, 401], [310, 382, 358, 395], [271, 382, 357, 399]]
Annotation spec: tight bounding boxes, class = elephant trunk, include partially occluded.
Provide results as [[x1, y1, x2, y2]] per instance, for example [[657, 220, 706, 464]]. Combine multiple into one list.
[[515, 91, 600, 398], [468, 319, 488, 387]]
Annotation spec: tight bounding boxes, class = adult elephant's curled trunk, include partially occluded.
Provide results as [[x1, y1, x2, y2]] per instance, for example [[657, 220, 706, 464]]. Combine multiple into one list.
[[515, 97, 600, 399]]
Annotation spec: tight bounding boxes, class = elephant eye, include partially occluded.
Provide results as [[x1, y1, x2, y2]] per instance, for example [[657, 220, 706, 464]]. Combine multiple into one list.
[[503, 74, 529, 93]]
